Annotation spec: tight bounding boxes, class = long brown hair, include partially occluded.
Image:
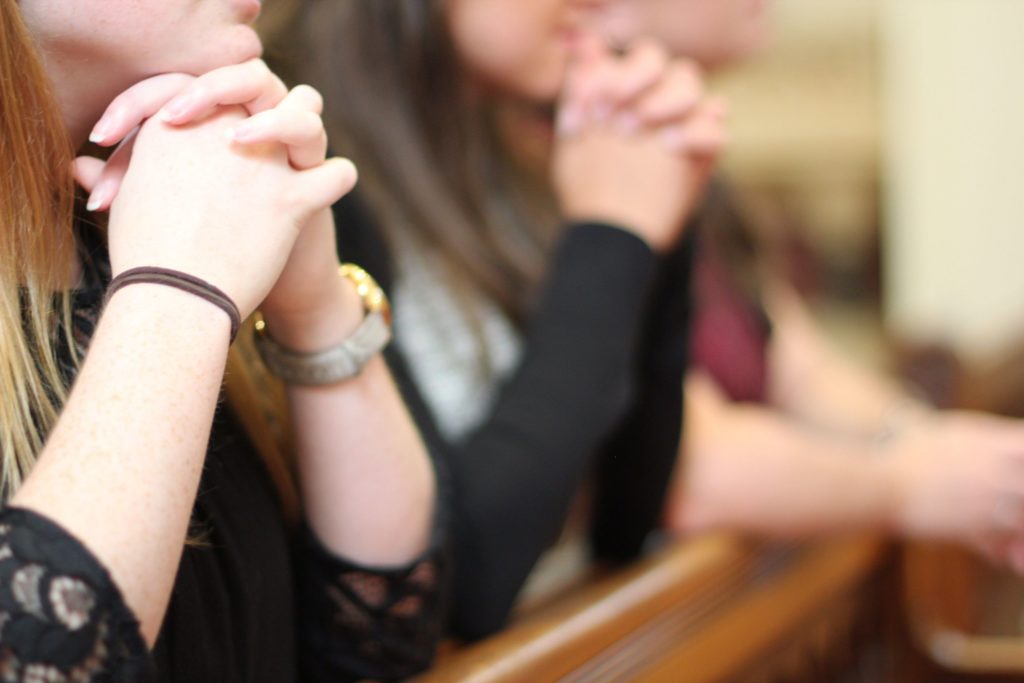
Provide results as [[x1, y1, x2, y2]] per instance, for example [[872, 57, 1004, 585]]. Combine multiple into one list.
[[0, 1, 299, 520], [266, 0, 558, 329]]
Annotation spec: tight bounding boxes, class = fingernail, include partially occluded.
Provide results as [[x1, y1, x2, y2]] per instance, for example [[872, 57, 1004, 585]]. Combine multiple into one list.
[[86, 181, 112, 212], [89, 117, 113, 144]]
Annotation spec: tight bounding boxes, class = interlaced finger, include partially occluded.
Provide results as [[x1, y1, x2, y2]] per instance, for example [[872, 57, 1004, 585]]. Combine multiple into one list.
[[157, 59, 289, 125], [228, 85, 328, 170], [89, 73, 195, 147]]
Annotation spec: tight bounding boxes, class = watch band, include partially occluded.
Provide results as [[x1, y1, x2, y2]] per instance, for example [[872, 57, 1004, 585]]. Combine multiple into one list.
[[253, 264, 392, 386]]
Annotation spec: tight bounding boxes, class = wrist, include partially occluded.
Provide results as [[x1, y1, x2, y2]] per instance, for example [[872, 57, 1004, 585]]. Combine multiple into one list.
[[877, 440, 918, 536], [872, 396, 934, 448], [259, 274, 365, 354], [104, 282, 232, 348]]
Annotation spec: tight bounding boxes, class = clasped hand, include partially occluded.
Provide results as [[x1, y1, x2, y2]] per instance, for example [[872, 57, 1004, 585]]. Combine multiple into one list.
[[75, 59, 356, 327], [554, 35, 728, 252]]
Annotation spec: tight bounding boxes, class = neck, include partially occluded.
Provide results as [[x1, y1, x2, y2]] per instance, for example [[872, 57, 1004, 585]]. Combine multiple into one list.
[[41, 50, 133, 150]]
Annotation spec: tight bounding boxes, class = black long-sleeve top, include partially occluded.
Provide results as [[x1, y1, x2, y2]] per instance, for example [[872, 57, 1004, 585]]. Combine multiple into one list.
[[0, 226, 445, 682], [334, 195, 694, 640]]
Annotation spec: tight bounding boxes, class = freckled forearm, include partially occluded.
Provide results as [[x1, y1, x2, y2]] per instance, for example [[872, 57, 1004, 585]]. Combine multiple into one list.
[[12, 284, 231, 644]]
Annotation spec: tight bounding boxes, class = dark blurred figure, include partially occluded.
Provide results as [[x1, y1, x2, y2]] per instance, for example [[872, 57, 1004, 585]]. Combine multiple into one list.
[[265, 0, 727, 639]]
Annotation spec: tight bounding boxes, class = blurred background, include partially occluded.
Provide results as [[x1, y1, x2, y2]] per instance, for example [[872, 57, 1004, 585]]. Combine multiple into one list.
[[712, 0, 1024, 376], [712, 0, 1024, 657]]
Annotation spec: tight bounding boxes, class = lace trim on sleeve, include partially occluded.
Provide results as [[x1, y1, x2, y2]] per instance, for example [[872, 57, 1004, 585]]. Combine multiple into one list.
[[296, 526, 447, 683], [0, 507, 151, 683]]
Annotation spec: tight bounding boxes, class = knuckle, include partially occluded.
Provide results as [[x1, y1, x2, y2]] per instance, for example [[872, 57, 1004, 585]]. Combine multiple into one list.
[[239, 60, 271, 89], [295, 110, 322, 134], [671, 66, 704, 97], [270, 74, 288, 96], [250, 58, 272, 77], [636, 39, 668, 66], [674, 59, 702, 83], [293, 84, 324, 112]]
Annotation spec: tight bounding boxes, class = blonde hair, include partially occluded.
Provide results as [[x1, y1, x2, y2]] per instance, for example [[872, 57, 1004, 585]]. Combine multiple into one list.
[[0, 0, 299, 521], [0, 0, 78, 499]]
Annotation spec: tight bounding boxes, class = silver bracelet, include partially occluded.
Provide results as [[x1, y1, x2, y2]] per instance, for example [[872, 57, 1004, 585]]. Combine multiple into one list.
[[253, 264, 392, 386]]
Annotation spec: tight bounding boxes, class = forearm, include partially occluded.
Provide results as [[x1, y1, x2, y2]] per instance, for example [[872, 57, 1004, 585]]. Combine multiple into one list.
[[772, 344, 913, 437], [448, 223, 659, 639], [271, 278, 435, 567], [671, 405, 901, 538], [11, 285, 230, 644], [766, 284, 921, 437], [591, 234, 694, 561], [288, 359, 435, 566]]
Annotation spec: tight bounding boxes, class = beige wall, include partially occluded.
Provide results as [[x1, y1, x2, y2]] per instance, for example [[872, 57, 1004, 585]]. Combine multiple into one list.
[[714, 0, 880, 267], [883, 0, 1024, 361]]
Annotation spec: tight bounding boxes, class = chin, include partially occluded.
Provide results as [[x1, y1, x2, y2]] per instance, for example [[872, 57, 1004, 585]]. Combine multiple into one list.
[[522, 60, 569, 104], [185, 25, 264, 75], [523, 77, 564, 105]]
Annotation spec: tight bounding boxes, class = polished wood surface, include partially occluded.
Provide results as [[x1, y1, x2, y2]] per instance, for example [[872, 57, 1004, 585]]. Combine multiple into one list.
[[898, 340, 1024, 680], [416, 340, 1024, 683], [418, 534, 896, 682]]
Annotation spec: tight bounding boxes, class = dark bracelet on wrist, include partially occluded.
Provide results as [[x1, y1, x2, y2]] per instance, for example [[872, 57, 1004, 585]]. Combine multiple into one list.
[[104, 266, 242, 342]]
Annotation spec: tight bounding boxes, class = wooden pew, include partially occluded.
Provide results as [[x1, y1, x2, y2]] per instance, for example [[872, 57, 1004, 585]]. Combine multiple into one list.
[[416, 341, 1024, 682], [417, 534, 902, 682], [903, 542, 1024, 679], [896, 341, 1024, 681]]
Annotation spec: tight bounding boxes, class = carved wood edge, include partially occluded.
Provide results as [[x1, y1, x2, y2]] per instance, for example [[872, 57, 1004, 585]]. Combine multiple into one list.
[[896, 333, 1024, 676], [910, 626, 1024, 674], [417, 534, 889, 683], [903, 543, 1024, 675], [632, 535, 888, 683]]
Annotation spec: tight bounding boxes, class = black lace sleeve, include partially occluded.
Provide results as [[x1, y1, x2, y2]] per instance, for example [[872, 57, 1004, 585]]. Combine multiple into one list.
[[295, 525, 446, 683], [0, 507, 151, 682]]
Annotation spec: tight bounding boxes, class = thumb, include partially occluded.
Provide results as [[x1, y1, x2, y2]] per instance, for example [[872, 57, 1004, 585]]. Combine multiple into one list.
[[293, 157, 358, 217]]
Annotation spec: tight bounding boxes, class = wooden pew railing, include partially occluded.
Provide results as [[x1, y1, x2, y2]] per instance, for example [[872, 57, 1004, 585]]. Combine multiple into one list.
[[413, 334, 1024, 682], [413, 338, 1024, 682], [904, 542, 1024, 677], [417, 534, 898, 682], [899, 340, 1024, 680]]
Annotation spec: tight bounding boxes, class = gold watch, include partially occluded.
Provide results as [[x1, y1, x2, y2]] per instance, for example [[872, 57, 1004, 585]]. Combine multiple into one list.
[[253, 264, 392, 385]]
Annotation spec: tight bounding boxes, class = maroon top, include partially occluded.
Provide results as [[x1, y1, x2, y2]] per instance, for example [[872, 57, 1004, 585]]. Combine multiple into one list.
[[689, 229, 772, 404]]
